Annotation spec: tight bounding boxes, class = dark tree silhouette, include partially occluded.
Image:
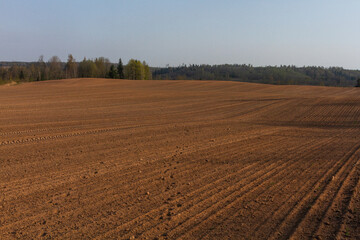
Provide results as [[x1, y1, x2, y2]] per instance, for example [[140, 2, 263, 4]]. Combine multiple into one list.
[[117, 58, 124, 79]]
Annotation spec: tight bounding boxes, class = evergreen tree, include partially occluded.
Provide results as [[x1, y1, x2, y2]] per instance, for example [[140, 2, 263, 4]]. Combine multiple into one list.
[[107, 65, 119, 79], [117, 58, 124, 79]]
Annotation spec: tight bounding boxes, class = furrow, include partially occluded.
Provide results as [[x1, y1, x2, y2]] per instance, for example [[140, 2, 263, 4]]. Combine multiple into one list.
[[313, 148, 360, 239], [93, 137, 303, 239], [1, 127, 280, 199], [267, 142, 360, 240], [170, 138, 337, 240], [288, 142, 360, 239], [335, 164, 360, 240], [0, 133, 284, 231], [119, 138, 332, 239]]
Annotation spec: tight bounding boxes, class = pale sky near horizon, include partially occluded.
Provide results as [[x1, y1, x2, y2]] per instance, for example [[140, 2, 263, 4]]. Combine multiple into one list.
[[0, 0, 359, 69]]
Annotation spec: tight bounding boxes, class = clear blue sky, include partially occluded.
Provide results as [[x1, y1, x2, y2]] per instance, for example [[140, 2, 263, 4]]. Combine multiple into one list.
[[0, 0, 359, 69]]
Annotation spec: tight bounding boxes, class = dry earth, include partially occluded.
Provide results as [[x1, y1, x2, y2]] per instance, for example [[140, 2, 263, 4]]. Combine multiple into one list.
[[0, 78, 359, 239]]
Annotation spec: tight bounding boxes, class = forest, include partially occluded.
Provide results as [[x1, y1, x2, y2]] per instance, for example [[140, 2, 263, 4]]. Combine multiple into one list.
[[1, 56, 360, 87], [153, 64, 360, 87], [0, 55, 151, 85]]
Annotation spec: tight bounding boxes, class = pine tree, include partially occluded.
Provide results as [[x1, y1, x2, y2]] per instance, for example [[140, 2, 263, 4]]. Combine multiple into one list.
[[108, 65, 119, 79], [117, 58, 124, 79]]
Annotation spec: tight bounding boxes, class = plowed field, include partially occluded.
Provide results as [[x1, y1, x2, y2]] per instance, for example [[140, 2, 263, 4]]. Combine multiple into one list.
[[1, 79, 359, 239]]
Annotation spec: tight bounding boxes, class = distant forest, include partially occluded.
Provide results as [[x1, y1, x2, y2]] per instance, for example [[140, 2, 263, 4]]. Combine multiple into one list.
[[1, 56, 360, 87], [153, 64, 360, 87]]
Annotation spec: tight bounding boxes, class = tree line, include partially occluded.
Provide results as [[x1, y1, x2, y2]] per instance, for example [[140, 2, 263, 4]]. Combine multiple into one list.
[[152, 64, 360, 87], [0, 55, 152, 84], [1, 58, 360, 87]]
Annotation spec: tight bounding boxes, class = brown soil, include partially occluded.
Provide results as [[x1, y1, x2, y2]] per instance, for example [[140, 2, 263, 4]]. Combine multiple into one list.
[[0, 78, 359, 239]]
